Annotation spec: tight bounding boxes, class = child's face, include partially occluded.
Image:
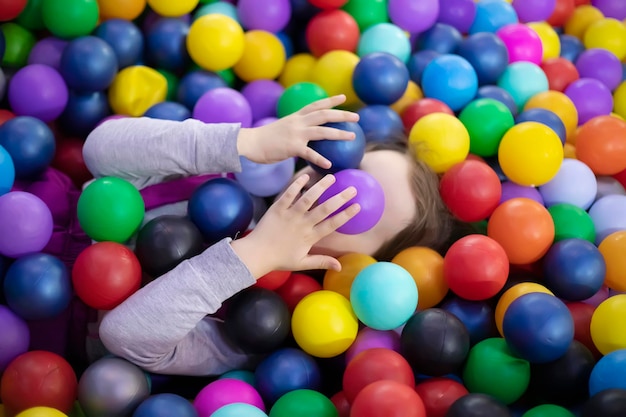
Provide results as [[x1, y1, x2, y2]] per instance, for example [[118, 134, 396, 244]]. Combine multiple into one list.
[[296, 149, 417, 258]]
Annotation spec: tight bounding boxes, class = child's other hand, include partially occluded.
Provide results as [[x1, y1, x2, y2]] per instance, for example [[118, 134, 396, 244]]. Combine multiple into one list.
[[237, 95, 360, 169], [230, 173, 361, 278]]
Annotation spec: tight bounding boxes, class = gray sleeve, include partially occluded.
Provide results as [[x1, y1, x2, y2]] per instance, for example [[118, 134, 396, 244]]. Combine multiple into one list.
[[82, 117, 243, 189], [99, 238, 259, 376]]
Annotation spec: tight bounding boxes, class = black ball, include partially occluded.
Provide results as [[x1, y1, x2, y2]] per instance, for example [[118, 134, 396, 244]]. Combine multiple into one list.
[[134, 215, 204, 278], [582, 389, 626, 417], [400, 308, 470, 377], [445, 393, 512, 417], [224, 287, 291, 353]]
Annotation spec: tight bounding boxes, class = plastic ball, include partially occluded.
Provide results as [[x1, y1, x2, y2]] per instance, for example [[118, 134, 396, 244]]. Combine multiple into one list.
[[547, 0, 576, 27], [516, 107, 567, 145], [498, 62, 549, 112], [415, 23, 462, 55], [0, 0, 27, 21], [476, 85, 518, 116], [496, 23, 543, 65], [356, 105, 404, 143], [276, 82, 328, 117], [144, 101, 190, 121], [437, 0, 476, 33], [539, 158, 598, 209], [14, 407, 69, 417], [237, 0, 291, 32], [310, 50, 360, 108], [575, 115, 626, 176], [495, 282, 554, 337], [568, 302, 602, 358], [133, 393, 198, 417], [349, 380, 427, 417], [388, 0, 438, 34], [401, 98, 453, 132], [549, 203, 596, 243], [7, 64, 68, 122], [310, 122, 365, 174], [559, 34, 585, 64], [575, 48, 622, 91], [41, 0, 99, 38], [98, 0, 146, 22], [145, 17, 190, 73], [357, 22, 412, 63], [584, 17, 626, 61], [29, 36, 67, 70], [598, 231, 626, 292], [176, 70, 226, 110], [415, 377, 469, 417], [500, 181, 544, 206], [193, 87, 252, 127], [421, 54, 478, 111], [589, 195, 626, 245], [591, 0, 626, 19], [194, 379, 265, 416], [456, 32, 509, 86], [0, 305, 29, 373], [59, 36, 118, 93], [147, 0, 198, 17], [275, 273, 322, 312], [589, 349, 626, 395], [108, 65, 168, 117], [0, 116, 55, 179], [309, 0, 348, 9], [444, 234, 509, 300], [460, 98, 515, 157], [392, 246, 448, 310], [528, 22, 561, 61], [255, 270, 291, 291], [541, 57, 580, 93], [323, 252, 377, 299], [565, 78, 614, 125], [57, 90, 110, 137], [524, 91, 578, 142], [235, 156, 295, 198], [2, 22, 36, 68], [0, 191, 53, 258], [233, 30, 286, 82], [469, 0, 519, 34], [211, 403, 268, 417], [241, 80, 284, 123], [352, 52, 409, 106], [512, 0, 555, 22], [269, 389, 337, 417], [291, 290, 359, 358], [186, 14, 244, 71], [341, 0, 389, 32], [51, 136, 92, 188], [582, 388, 626, 417], [590, 295, 626, 354], [305, 10, 360, 58], [390, 80, 424, 117], [406, 50, 440, 85], [441, 297, 497, 346], [345, 327, 401, 364]]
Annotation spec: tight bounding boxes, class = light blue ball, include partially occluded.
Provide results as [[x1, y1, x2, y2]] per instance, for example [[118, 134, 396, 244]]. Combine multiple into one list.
[[422, 54, 479, 111], [194, 2, 240, 23], [350, 262, 418, 331], [210, 403, 268, 417], [234, 156, 295, 197], [469, 0, 518, 34], [497, 62, 549, 112], [589, 349, 626, 396], [0, 144, 15, 196], [357, 23, 412, 64]]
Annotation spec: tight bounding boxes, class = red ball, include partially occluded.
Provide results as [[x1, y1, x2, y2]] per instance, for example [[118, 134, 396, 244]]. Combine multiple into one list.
[[349, 380, 427, 417], [72, 241, 142, 310], [331, 391, 351, 417], [275, 272, 322, 312], [414, 377, 469, 417], [444, 234, 509, 301], [0, 0, 27, 21], [546, 0, 576, 27], [401, 98, 454, 133], [52, 136, 93, 188], [0, 350, 77, 416], [0, 109, 15, 126], [343, 348, 415, 404], [613, 167, 626, 190], [305, 10, 360, 57], [540, 57, 579, 92], [308, 0, 348, 9], [255, 270, 291, 291], [567, 302, 602, 359], [440, 159, 502, 222]]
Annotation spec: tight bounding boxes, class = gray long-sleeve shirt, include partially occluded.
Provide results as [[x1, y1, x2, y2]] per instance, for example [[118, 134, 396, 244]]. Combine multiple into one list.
[[83, 117, 259, 376]]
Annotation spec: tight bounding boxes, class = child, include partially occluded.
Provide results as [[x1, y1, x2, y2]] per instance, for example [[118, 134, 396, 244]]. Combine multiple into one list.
[[85, 95, 456, 376]]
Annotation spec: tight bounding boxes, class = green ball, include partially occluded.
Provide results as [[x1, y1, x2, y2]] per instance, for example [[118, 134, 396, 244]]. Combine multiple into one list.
[[459, 98, 515, 157], [77, 177, 145, 243], [548, 203, 596, 243], [42, 0, 99, 39], [1, 23, 36, 68], [462, 337, 531, 405], [156, 69, 179, 101], [269, 390, 338, 417], [522, 404, 576, 417], [342, 0, 389, 32], [277, 82, 329, 118], [16, 0, 46, 31], [217, 68, 236, 88]]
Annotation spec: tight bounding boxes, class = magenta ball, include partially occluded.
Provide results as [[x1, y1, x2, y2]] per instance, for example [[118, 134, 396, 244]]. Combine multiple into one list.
[[237, 0, 291, 32], [0, 305, 30, 373], [193, 87, 253, 128], [496, 23, 543, 65], [318, 169, 385, 235], [345, 327, 401, 364], [7, 64, 69, 122], [512, 0, 556, 23], [193, 379, 265, 417], [241, 79, 284, 123], [437, 0, 477, 34], [564, 78, 614, 125], [575, 48, 623, 91], [0, 191, 54, 258]]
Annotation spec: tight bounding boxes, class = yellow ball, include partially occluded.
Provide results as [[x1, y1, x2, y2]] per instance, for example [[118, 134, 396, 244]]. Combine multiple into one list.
[[524, 91, 579, 143], [108, 66, 167, 117], [233, 30, 286, 82], [187, 14, 245, 71], [564, 5, 604, 39], [584, 18, 626, 61], [409, 113, 470, 174], [279, 53, 317, 88], [291, 290, 359, 358], [495, 283, 554, 336], [323, 253, 377, 300], [147, 0, 198, 17], [563, 143, 577, 159], [590, 294, 626, 355], [614, 81, 626, 120], [391, 80, 423, 115], [311, 50, 361, 109], [15, 407, 68, 417], [527, 22, 560, 61]]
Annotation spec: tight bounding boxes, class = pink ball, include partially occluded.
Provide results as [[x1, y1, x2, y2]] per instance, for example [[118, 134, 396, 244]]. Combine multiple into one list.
[[496, 23, 543, 65], [345, 327, 401, 364], [193, 379, 265, 417]]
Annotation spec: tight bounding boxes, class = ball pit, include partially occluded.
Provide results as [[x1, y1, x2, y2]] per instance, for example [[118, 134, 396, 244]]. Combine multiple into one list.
[[3, 2, 626, 416]]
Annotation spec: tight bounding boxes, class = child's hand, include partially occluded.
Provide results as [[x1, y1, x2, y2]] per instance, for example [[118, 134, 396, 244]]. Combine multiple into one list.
[[230, 173, 361, 278], [237, 95, 360, 169]]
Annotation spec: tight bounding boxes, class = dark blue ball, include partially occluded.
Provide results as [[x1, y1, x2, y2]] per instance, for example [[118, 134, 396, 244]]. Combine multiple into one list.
[[0, 30, 5, 63], [476, 85, 518, 116], [353, 52, 410, 105], [177, 70, 227, 110], [144, 101, 191, 121], [276, 31, 294, 58], [307, 121, 366, 174], [456, 32, 509, 86], [58, 90, 111, 137], [59, 36, 119, 93], [0, 116, 55, 180], [146, 17, 190, 73], [560, 34, 585, 63], [515, 108, 567, 145], [357, 105, 404, 143], [542, 239, 606, 302], [483, 155, 508, 182], [132, 393, 198, 417], [441, 296, 498, 346], [94, 18, 144, 69], [406, 50, 440, 85], [4, 253, 71, 321], [188, 177, 254, 244], [416, 23, 463, 55]]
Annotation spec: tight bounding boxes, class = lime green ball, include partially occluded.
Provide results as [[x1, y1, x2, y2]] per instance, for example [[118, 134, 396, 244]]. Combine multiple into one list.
[[77, 177, 145, 243], [217, 68, 236, 88], [269, 390, 338, 417], [463, 337, 531, 405], [277, 82, 329, 118], [342, 0, 389, 32], [1, 23, 36, 68], [42, 0, 99, 39], [522, 404, 576, 417], [548, 203, 596, 243], [16, 0, 46, 31], [156, 69, 179, 101], [459, 98, 515, 157]]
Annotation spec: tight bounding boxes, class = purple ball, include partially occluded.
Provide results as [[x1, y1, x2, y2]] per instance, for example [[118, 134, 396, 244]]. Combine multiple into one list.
[[193, 87, 253, 127], [237, 0, 292, 33], [591, 0, 626, 20], [194, 379, 265, 417], [588, 194, 626, 244], [575, 48, 623, 91], [500, 181, 544, 206], [345, 327, 401, 364], [241, 80, 284, 123], [512, 0, 556, 23], [564, 78, 614, 125], [0, 305, 30, 373], [437, 0, 477, 34], [253, 117, 278, 127], [27, 37, 68, 71], [0, 191, 54, 258], [388, 0, 440, 34], [318, 169, 385, 235], [7, 64, 69, 122]]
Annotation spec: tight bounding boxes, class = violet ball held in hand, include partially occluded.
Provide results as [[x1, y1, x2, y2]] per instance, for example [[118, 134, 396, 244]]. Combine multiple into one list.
[[307, 121, 366, 175], [317, 169, 385, 235]]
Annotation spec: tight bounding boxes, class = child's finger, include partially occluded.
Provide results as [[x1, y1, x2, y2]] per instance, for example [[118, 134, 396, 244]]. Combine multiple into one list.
[[297, 95, 347, 115], [305, 109, 360, 127], [299, 147, 332, 169], [307, 125, 357, 142], [275, 174, 309, 210], [300, 254, 342, 272], [315, 203, 361, 236], [293, 174, 337, 212], [309, 187, 358, 225]]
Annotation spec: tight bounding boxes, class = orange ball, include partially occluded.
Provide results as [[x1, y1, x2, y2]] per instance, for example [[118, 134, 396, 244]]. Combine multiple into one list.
[[323, 253, 377, 299], [495, 282, 554, 336], [98, 0, 146, 21], [598, 231, 626, 292], [392, 247, 448, 310], [487, 198, 555, 265], [574, 115, 626, 176]]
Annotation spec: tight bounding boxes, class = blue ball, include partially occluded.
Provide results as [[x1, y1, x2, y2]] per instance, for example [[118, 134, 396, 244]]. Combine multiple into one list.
[[188, 177, 254, 244], [177, 70, 227, 110], [352, 52, 410, 105], [307, 121, 366, 174], [406, 50, 440, 85], [416, 23, 463, 55], [441, 296, 497, 346], [476, 85, 518, 116], [0, 144, 15, 196], [559, 34, 585, 63], [144, 101, 191, 121], [456, 32, 509, 86], [515, 108, 567, 145], [59, 36, 119, 93], [276, 31, 294, 58], [94, 18, 144, 69], [589, 349, 626, 396], [503, 292, 574, 363], [542, 239, 606, 302], [58, 90, 111, 137], [356, 105, 404, 143], [4, 253, 72, 321], [469, 0, 518, 34], [0, 116, 56, 180], [422, 54, 478, 111], [133, 393, 197, 417], [255, 347, 321, 404], [146, 17, 191, 73], [0, 30, 5, 62]]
